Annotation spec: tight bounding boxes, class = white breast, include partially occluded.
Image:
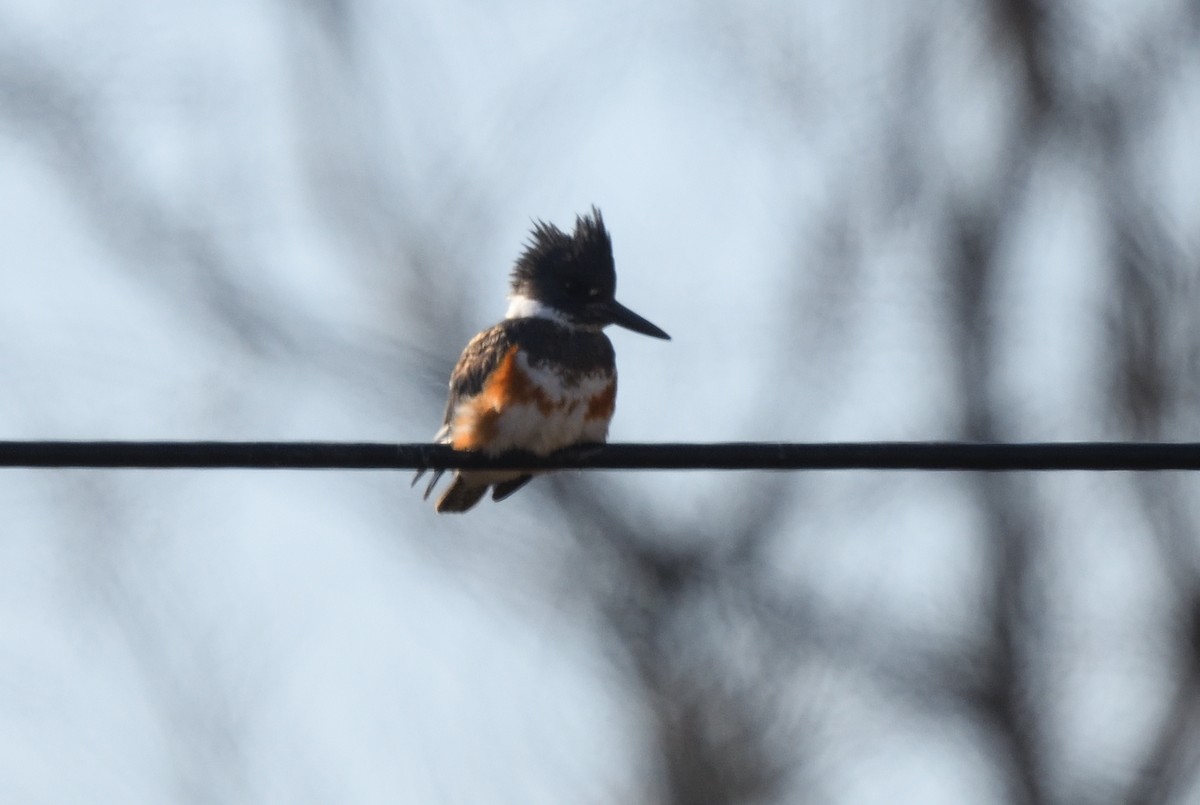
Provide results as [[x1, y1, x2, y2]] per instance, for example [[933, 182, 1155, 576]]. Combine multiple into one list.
[[455, 349, 614, 455]]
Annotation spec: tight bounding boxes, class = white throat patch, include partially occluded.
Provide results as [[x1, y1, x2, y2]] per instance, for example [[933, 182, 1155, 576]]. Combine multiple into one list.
[[505, 294, 569, 325]]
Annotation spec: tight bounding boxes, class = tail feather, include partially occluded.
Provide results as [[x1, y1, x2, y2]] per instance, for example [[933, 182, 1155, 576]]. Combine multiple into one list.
[[436, 476, 488, 513]]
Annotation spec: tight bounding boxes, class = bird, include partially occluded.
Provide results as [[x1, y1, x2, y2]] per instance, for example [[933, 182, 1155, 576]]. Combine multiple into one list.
[[414, 207, 670, 513]]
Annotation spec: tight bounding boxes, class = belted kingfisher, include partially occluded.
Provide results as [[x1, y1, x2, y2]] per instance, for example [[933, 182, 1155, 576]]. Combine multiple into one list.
[[415, 207, 670, 513]]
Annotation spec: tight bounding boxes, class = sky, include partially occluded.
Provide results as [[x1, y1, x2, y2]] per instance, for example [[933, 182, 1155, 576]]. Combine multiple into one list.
[[2, 0, 1200, 803]]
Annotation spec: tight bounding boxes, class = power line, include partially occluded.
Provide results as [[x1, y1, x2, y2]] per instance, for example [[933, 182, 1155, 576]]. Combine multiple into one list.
[[0, 441, 1199, 471]]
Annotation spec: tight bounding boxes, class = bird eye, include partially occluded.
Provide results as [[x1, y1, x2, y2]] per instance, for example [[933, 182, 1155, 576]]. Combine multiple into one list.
[[562, 278, 589, 299], [587, 287, 601, 298]]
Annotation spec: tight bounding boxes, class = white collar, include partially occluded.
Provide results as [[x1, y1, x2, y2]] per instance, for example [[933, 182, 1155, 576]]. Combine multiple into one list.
[[505, 294, 570, 325]]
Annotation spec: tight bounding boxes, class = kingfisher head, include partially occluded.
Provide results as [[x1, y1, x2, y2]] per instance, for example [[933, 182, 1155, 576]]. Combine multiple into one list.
[[505, 207, 670, 340]]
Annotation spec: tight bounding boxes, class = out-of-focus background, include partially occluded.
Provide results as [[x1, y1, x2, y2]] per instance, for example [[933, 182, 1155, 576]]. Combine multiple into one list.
[[2, 1, 1200, 802]]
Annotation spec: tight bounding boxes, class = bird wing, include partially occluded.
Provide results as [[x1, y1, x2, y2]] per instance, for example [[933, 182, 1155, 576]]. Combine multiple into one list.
[[439, 322, 520, 433], [413, 322, 520, 495]]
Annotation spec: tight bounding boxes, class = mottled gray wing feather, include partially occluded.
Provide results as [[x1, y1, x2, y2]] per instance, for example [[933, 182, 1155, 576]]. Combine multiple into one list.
[[439, 323, 519, 430], [413, 323, 519, 492]]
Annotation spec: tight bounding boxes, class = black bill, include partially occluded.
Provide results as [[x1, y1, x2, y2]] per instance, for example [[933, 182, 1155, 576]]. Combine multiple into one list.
[[607, 300, 671, 340]]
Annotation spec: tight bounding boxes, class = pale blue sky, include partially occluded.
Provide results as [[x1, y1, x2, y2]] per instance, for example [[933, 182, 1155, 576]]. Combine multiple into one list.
[[1, 0, 1198, 802]]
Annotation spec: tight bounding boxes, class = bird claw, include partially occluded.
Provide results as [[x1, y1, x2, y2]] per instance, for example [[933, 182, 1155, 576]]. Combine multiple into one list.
[[422, 469, 445, 500]]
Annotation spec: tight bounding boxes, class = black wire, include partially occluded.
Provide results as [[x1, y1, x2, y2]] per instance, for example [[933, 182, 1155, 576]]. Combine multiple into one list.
[[0, 441, 1199, 470]]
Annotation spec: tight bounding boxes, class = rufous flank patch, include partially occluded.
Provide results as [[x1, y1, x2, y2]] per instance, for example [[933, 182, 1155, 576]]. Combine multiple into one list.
[[585, 379, 616, 421], [452, 346, 559, 450]]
